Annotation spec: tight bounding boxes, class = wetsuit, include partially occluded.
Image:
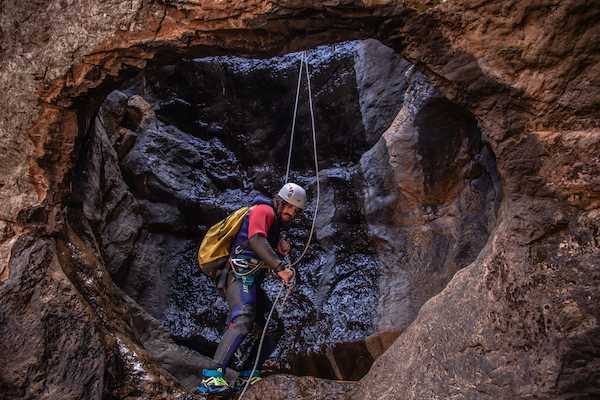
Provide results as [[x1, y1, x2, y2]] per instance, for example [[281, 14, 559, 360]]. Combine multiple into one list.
[[212, 196, 285, 370]]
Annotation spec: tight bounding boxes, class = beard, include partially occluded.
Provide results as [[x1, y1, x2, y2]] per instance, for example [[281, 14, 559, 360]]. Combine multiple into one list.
[[277, 214, 293, 229]]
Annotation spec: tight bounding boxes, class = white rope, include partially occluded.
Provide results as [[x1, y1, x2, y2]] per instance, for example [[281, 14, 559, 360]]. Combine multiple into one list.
[[285, 51, 305, 184], [238, 50, 321, 399], [283, 50, 321, 268], [290, 52, 320, 269], [238, 267, 296, 399]]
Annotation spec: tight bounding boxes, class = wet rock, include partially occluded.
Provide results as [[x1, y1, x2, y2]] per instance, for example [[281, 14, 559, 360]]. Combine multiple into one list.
[[123, 231, 192, 320], [136, 199, 187, 233], [123, 42, 372, 172], [116, 44, 389, 379]]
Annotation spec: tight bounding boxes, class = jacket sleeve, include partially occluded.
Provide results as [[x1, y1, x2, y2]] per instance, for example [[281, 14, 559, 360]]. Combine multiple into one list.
[[249, 234, 285, 272]]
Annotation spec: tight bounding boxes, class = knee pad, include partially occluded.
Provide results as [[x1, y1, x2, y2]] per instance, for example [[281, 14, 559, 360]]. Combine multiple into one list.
[[230, 304, 256, 336]]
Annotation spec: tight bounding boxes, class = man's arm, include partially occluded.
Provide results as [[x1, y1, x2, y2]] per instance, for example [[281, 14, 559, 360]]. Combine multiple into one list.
[[248, 234, 294, 284], [249, 234, 283, 271]]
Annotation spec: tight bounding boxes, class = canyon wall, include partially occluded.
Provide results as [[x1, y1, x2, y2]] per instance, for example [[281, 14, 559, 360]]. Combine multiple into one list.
[[68, 39, 497, 384], [1, 0, 599, 399]]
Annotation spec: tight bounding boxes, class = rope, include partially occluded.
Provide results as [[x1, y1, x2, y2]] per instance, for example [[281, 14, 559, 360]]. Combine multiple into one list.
[[237, 267, 296, 399], [238, 50, 321, 399], [285, 51, 305, 184], [289, 51, 320, 269]]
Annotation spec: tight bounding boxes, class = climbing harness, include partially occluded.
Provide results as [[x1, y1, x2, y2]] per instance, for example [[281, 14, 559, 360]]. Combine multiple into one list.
[[229, 258, 265, 277], [238, 50, 321, 399]]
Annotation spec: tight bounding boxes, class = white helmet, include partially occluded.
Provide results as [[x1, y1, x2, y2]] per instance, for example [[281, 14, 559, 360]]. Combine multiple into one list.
[[278, 182, 307, 210]]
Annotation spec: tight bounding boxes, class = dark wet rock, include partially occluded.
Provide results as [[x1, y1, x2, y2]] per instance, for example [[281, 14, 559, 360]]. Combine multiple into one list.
[[136, 199, 187, 233], [115, 43, 396, 379], [123, 231, 192, 320], [121, 42, 372, 174]]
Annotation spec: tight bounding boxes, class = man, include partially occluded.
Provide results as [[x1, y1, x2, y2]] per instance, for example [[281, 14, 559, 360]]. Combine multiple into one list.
[[198, 182, 306, 396]]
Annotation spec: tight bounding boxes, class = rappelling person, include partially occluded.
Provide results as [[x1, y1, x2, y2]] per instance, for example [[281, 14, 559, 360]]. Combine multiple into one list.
[[197, 182, 307, 397]]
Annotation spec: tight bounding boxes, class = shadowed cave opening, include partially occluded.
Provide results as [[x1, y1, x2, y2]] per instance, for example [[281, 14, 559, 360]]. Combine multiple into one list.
[[69, 39, 502, 382]]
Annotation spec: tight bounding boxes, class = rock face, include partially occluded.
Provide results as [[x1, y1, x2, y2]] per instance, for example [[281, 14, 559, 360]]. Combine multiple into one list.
[[79, 42, 407, 380], [83, 41, 495, 383], [0, 225, 197, 399], [1, 0, 599, 399], [361, 65, 502, 332], [354, 200, 600, 399], [0, 235, 107, 400]]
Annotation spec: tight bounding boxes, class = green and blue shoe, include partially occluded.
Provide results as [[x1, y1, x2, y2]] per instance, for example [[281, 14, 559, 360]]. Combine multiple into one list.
[[197, 368, 233, 397], [234, 369, 262, 391]]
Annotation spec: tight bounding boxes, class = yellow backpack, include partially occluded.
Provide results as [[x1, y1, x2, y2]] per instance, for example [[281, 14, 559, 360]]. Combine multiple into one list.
[[197, 206, 252, 286]]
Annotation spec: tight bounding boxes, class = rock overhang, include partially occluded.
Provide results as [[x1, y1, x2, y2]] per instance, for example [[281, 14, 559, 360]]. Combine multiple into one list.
[[1, 1, 600, 398], [10, 0, 596, 226]]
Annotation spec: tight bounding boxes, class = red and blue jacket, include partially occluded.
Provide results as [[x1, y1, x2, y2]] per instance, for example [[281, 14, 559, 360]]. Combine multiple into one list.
[[231, 196, 280, 260]]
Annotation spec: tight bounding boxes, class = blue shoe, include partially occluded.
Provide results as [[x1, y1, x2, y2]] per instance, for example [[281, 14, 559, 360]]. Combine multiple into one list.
[[234, 369, 262, 391], [197, 368, 233, 397]]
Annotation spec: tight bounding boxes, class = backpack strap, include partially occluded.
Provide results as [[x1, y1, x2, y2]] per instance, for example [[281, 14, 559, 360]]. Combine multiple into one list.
[[216, 262, 229, 289]]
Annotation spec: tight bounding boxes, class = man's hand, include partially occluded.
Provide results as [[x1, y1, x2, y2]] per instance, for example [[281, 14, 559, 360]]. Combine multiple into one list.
[[277, 237, 291, 255], [277, 268, 294, 284]]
